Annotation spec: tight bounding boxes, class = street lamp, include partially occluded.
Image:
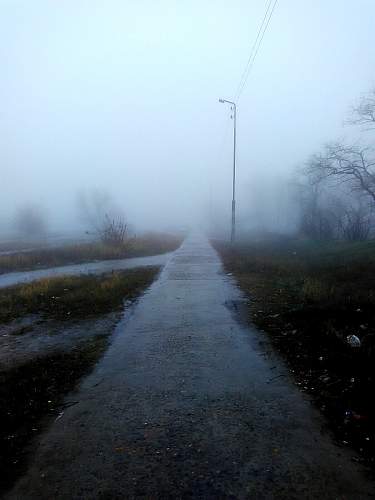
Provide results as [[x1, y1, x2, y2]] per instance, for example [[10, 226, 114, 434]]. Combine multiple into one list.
[[219, 98, 237, 243]]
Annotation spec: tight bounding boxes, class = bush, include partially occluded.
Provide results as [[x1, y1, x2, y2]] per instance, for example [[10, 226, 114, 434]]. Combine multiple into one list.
[[98, 214, 127, 246]]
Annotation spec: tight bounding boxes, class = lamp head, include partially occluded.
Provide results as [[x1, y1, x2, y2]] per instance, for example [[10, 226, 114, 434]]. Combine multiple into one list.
[[219, 99, 224, 103]]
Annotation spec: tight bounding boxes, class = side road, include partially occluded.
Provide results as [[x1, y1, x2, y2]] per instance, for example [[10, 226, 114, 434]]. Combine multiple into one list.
[[0, 252, 171, 289]]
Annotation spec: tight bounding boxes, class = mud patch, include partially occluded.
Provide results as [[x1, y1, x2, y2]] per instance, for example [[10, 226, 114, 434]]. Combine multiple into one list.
[[0, 313, 121, 371]]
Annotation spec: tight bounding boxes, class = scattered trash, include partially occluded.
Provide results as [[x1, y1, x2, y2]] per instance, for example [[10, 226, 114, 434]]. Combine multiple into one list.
[[55, 411, 64, 422], [346, 335, 361, 348]]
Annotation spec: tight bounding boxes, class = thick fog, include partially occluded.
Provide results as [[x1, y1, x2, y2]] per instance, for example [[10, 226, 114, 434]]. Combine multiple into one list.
[[1, 0, 375, 238]]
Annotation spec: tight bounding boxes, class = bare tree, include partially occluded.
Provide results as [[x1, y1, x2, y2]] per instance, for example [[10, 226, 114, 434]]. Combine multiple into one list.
[[14, 204, 47, 239], [297, 179, 337, 240], [306, 143, 375, 204], [77, 189, 113, 232], [99, 214, 128, 246], [350, 88, 375, 129], [340, 205, 371, 241], [298, 87, 375, 240], [76, 188, 130, 240]]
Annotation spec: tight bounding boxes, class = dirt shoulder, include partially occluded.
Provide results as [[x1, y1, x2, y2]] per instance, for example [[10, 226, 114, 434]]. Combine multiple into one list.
[[213, 237, 375, 471], [0, 267, 160, 495]]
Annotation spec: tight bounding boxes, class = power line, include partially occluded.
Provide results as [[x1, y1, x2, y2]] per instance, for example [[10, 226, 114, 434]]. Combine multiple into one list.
[[235, 0, 279, 101], [214, 0, 279, 234], [234, 0, 273, 100]]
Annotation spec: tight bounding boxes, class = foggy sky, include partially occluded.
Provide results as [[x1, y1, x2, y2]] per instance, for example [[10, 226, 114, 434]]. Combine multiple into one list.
[[1, 0, 375, 234]]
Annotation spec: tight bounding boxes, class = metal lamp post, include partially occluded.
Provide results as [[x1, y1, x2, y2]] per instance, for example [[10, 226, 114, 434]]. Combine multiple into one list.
[[219, 99, 237, 243]]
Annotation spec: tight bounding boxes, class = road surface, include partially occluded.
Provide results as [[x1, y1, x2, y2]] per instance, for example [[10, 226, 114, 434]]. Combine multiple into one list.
[[7, 234, 375, 499]]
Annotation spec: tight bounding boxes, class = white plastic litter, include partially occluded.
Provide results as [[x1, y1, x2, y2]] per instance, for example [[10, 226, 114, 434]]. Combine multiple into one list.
[[346, 334, 361, 348]]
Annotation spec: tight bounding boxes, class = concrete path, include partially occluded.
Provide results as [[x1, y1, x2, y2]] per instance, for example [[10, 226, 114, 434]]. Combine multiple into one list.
[[8, 234, 375, 499], [0, 253, 171, 289]]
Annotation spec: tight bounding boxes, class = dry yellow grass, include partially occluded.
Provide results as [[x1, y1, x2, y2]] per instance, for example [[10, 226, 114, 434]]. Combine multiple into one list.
[[0, 267, 160, 323], [0, 233, 182, 274]]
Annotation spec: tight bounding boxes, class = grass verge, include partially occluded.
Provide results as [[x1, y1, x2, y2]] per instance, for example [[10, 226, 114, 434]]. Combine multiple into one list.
[[214, 237, 375, 467], [0, 267, 160, 323], [0, 232, 182, 274]]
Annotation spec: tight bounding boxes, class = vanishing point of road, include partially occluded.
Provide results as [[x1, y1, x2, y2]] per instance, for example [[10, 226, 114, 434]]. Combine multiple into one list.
[[8, 234, 375, 499]]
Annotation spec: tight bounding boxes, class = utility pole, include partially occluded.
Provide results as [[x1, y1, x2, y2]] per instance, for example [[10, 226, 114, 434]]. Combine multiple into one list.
[[219, 99, 237, 243]]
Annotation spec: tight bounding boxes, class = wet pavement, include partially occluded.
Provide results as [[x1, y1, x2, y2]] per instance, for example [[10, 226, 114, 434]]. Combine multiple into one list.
[[0, 253, 171, 289], [7, 234, 375, 499]]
